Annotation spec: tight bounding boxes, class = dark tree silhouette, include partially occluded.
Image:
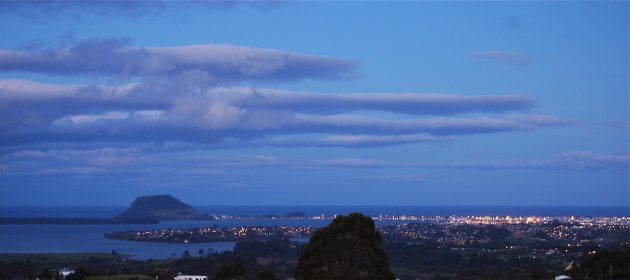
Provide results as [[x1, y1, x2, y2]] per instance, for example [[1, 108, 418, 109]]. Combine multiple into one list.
[[579, 248, 630, 279], [295, 212, 395, 280], [257, 268, 277, 280], [39, 267, 53, 280], [215, 263, 245, 280]]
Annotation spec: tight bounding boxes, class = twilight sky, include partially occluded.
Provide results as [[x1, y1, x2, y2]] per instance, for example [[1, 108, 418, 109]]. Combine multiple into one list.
[[0, 1, 628, 207]]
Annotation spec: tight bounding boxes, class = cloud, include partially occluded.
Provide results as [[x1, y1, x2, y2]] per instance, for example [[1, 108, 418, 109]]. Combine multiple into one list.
[[356, 174, 428, 183], [311, 158, 397, 168], [0, 79, 533, 114], [189, 133, 452, 149], [206, 150, 629, 171], [0, 148, 400, 176], [424, 151, 629, 171], [204, 155, 400, 169], [54, 111, 131, 125], [0, 38, 562, 151], [468, 51, 530, 65], [0, 147, 142, 175], [290, 114, 524, 135], [0, 79, 166, 133], [202, 87, 534, 115], [5, 148, 622, 177], [505, 114, 573, 127], [318, 134, 454, 147], [0, 38, 357, 81], [0, 1, 283, 20], [0, 110, 560, 146], [556, 151, 630, 170]]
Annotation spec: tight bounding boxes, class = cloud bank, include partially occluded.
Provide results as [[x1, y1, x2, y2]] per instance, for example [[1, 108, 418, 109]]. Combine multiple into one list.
[[0, 37, 568, 151], [3, 149, 625, 177], [0, 38, 357, 81], [0, 77, 566, 148]]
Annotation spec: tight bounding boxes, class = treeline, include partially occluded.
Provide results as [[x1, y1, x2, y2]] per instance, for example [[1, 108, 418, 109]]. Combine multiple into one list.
[[4, 242, 630, 280]]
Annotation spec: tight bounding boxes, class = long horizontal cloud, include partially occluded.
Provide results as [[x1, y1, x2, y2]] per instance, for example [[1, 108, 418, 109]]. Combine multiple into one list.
[[3, 149, 625, 176], [0, 115, 562, 147], [201, 87, 534, 115], [0, 147, 142, 175], [468, 51, 530, 65], [0, 108, 565, 144], [424, 151, 630, 171], [0, 148, 399, 176], [207, 151, 630, 171], [288, 114, 565, 135], [0, 38, 357, 81], [216, 133, 453, 149], [0, 79, 533, 114]]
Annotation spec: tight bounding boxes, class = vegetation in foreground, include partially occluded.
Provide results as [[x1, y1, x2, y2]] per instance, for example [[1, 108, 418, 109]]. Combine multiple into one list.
[[295, 212, 395, 279]]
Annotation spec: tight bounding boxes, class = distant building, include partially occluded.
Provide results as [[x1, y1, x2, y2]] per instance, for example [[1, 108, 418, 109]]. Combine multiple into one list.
[[174, 274, 208, 280], [554, 275, 571, 280], [58, 268, 75, 279]]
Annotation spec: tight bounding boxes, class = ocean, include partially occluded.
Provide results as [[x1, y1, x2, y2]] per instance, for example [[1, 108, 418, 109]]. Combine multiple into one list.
[[0, 205, 627, 260]]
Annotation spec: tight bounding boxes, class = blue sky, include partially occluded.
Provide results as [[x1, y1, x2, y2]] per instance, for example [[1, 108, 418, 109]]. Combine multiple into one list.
[[0, 1, 628, 207]]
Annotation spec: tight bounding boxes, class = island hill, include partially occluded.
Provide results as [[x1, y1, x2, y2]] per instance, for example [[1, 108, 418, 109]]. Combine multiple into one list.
[[113, 195, 211, 223], [0, 195, 211, 225]]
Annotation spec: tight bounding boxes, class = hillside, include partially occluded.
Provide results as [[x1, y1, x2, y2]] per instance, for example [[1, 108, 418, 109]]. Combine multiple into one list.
[[113, 195, 210, 222]]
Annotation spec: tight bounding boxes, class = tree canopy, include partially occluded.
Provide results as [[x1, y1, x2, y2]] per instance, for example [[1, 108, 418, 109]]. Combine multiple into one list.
[[295, 212, 395, 280], [214, 263, 245, 280], [257, 268, 277, 280]]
